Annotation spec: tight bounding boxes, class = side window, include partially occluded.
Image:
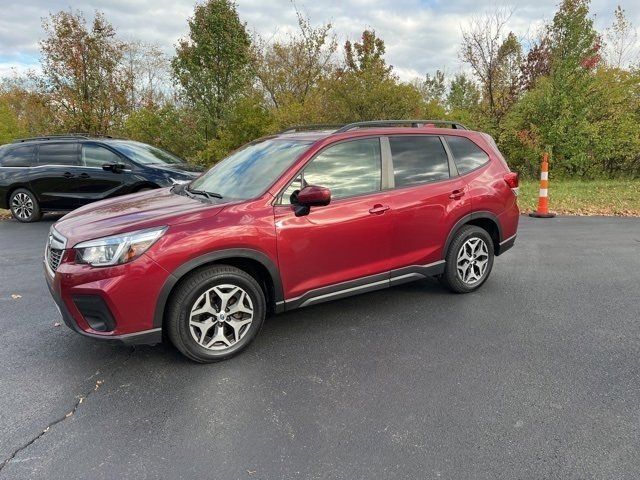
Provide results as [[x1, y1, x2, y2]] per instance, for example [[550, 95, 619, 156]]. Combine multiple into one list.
[[282, 138, 382, 204], [390, 136, 449, 187], [445, 136, 490, 174], [82, 144, 122, 167], [0, 146, 35, 167], [38, 143, 79, 166]]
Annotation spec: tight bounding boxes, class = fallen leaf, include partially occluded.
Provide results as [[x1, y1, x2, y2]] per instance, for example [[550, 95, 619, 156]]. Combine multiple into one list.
[[247, 470, 256, 476], [11, 294, 22, 299], [54, 322, 61, 327]]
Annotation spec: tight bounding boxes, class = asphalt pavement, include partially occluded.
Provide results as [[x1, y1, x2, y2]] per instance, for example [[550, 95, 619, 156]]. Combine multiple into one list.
[[0, 215, 639, 479]]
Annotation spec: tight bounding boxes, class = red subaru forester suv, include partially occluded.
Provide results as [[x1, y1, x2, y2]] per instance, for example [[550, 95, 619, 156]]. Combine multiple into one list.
[[44, 121, 519, 362]]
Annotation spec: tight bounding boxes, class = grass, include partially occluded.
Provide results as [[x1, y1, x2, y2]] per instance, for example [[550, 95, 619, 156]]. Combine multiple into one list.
[[1, 180, 639, 220], [519, 179, 640, 216]]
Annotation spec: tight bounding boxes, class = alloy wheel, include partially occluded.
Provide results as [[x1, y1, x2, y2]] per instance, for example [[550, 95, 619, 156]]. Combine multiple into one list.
[[188, 284, 254, 351], [11, 193, 34, 220], [456, 237, 489, 285]]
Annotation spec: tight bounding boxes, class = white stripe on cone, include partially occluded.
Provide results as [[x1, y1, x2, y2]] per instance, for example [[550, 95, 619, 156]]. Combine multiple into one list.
[[539, 188, 548, 197], [541, 172, 548, 180]]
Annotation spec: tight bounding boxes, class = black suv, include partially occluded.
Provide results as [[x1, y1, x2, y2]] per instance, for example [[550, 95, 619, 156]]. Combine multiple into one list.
[[0, 135, 202, 222]]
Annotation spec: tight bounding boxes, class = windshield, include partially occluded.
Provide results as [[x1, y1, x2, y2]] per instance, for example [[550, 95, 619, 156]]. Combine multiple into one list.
[[188, 139, 310, 200], [108, 140, 185, 165]]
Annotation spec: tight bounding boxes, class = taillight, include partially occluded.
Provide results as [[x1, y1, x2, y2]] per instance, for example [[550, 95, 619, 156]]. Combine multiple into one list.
[[504, 172, 519, 195]]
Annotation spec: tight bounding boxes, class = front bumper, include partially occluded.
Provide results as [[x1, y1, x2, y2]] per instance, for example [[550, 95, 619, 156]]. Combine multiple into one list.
[[44, 251, 169, 345]]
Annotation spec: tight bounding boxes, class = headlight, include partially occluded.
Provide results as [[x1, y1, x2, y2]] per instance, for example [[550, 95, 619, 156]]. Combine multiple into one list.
[[75, 226, 167, 267]]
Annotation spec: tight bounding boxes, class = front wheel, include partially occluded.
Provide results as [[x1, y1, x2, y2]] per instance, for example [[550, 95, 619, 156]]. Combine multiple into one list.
[[440, 225, 494, 293], [166, 265, 266, 363], [10, 188, 42, 223]]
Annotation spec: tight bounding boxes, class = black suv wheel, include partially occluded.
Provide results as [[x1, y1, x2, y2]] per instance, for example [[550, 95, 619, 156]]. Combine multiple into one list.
[[9, 188, 42, 223]]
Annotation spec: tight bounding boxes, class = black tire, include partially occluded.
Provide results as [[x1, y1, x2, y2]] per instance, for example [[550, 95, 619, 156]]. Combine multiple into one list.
[[439, 225, 494, 294], [9, 188, 42, 223], [166, 265, 266, 363]]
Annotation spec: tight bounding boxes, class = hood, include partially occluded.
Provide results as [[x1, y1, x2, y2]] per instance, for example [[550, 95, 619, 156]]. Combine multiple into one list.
[[151, 163, 204, 176], [54, 187, 224, 247]]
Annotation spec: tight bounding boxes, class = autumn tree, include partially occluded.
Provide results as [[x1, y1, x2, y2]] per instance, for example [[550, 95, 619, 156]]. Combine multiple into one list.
[[172, 0, 252, 140], [254, 11, 336, 113], [38, 10, 131, 133]]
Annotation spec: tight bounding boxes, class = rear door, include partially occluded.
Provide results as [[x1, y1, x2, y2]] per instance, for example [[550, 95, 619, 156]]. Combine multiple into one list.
[[382, 135, 472, 277], [29, 142, 80, 211], [75, 142, 133, 206], [274, 137, 393, 304]]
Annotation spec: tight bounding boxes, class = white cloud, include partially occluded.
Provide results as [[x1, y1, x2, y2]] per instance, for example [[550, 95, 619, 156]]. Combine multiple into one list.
[[0, 0, 638, 81]]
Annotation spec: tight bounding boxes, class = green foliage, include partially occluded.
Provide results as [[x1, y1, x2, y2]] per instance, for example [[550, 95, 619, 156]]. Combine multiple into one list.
[[0, 99, 25, 144], [172, 0, 251, 140], [120, 104, 204, 160], [322, 31, 426, 122], [197, 93, 274, 165]]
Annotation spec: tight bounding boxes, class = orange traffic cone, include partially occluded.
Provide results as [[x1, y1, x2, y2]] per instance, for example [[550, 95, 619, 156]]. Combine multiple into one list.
[[529, 153, 556, 218]]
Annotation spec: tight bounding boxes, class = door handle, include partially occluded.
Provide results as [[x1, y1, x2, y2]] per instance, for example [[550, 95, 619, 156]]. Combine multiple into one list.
[[79, 173, 90, 179], [449, 189, 465, 199], [369, 204, 390, 214], [62, 172, 74, 178]]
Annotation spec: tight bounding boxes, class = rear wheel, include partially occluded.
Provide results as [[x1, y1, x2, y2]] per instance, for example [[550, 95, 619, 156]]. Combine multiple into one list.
[[440, 225, 494, 293], [167, 265, 266, 363], [9, 188, 42, 223]]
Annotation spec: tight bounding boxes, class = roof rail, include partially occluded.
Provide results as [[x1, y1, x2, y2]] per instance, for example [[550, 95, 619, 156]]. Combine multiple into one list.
[[278, 124, 343, 134], [335, 120, 468, 133], [12, 133, 113, 143]]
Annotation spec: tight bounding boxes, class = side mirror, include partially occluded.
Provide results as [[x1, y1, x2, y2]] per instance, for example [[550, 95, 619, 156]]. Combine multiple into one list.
[[292, 185, 331, 217], [102, 162, 127, 173]]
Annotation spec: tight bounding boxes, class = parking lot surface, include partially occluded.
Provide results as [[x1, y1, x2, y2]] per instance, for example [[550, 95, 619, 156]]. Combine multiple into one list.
[[0, 215, 639, 479]]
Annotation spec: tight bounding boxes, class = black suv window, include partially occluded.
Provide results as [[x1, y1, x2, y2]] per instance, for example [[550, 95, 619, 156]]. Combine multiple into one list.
[[284, 138, 381, 202], [38, 143, 79, 166], [390, 136, 449, 187], [445, 136, 489, 174], [82, 144, 122, 167], [0, 145, 35, 167]]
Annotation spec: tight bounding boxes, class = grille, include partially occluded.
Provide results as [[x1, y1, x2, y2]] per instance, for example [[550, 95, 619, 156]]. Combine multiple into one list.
[[47, 247, 64, 272], [45, 228, 67, 273]]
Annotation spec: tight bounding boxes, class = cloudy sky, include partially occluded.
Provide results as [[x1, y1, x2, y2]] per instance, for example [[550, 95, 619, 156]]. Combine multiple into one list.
[[0, 0, 638, 80]]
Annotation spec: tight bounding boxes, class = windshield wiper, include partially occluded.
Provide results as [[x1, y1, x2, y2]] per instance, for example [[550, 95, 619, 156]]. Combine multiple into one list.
[[186, 186, 223, 200]]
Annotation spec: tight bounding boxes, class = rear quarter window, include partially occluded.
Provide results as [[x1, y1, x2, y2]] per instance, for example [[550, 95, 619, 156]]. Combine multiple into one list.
[[445, 136, 490, 174], [0, 145, 36, 167]]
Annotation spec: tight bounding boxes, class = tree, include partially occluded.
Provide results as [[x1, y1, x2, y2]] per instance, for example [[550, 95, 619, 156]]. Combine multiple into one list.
[[120, 103, 204, 160], [0, 77, 53, 137], [172, 0, 251, 140], [519, 36, 551, 91], [605, 6, 638, 69], [38, 10, 131, 133], [0, 99, 24, 144], [123, 41, 171, 109], [413, 70, 446, 107], [323, 30, 424, 122], [254, 11, 336, 111], [460, 9, 521, 125], [447, 74, 480, 112]]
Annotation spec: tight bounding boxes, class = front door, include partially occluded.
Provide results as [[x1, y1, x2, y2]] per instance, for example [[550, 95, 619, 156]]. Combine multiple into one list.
[[75, 143, 131, 206], [274, 137, 393, 306]]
